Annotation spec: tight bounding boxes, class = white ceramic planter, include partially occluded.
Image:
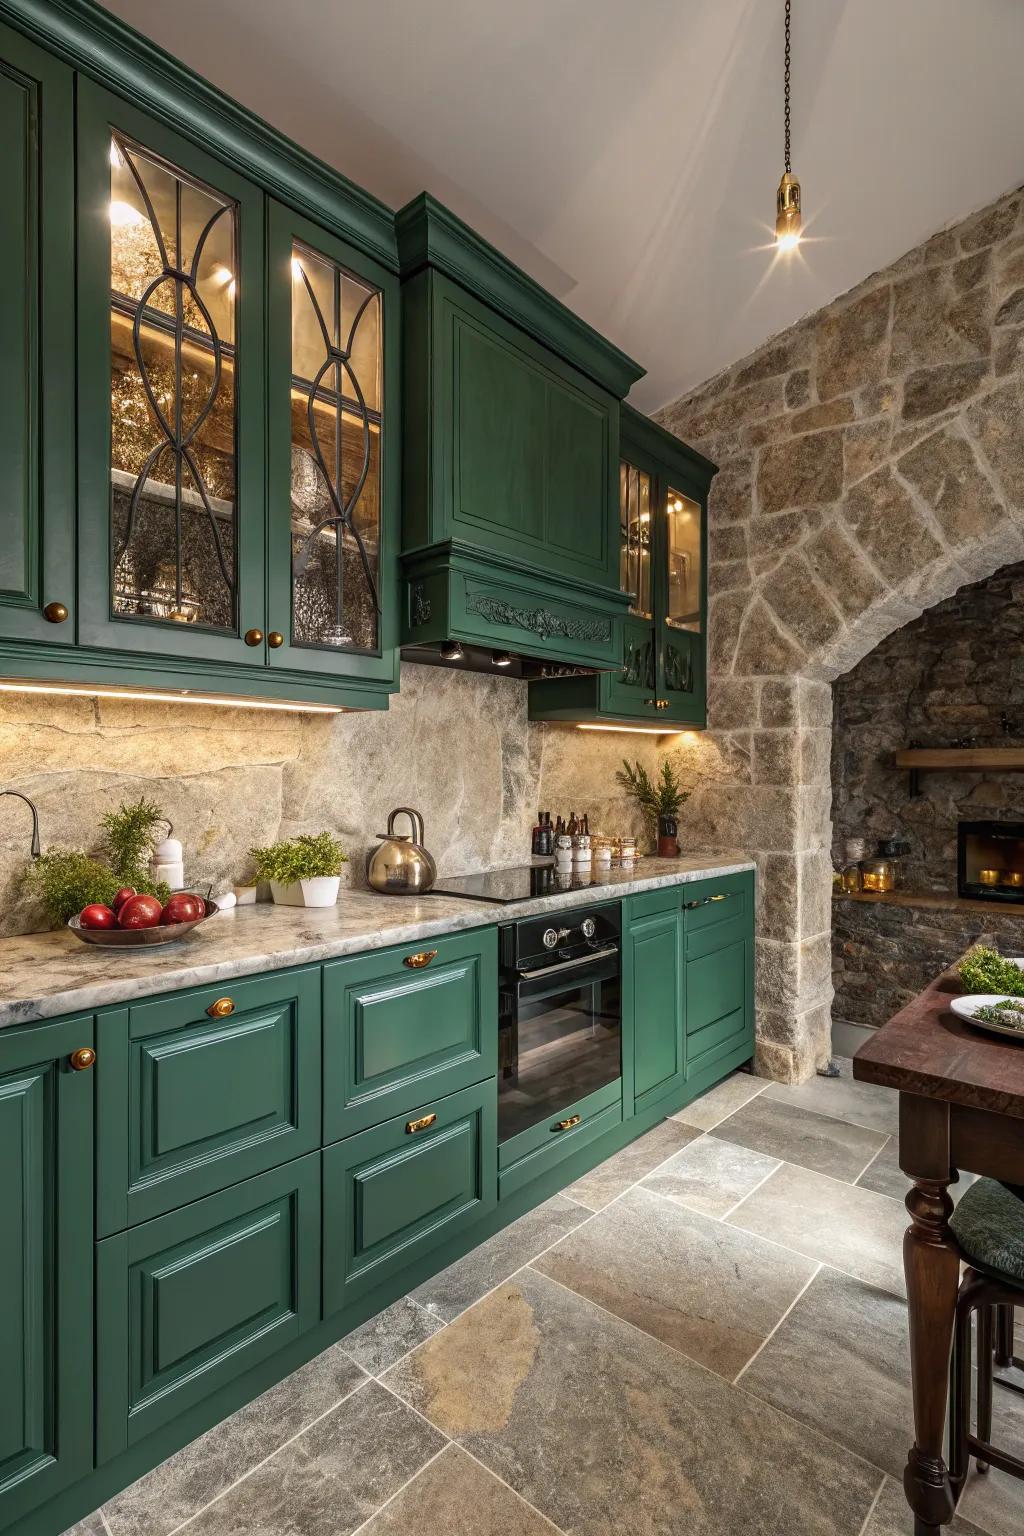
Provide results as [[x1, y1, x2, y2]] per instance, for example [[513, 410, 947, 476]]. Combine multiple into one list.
[[269, 876, 340, 907]]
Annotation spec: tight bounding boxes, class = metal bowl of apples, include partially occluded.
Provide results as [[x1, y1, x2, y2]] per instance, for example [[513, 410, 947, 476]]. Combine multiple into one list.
[[68, 890, 219, 947]]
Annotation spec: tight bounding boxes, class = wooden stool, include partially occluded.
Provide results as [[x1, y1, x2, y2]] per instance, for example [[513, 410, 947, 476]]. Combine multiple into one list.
[[948, 1179, 1024, 1497]]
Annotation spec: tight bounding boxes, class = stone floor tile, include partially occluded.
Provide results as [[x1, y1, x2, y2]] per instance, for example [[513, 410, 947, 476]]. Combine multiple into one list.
[[958, 1373, 1024, 1536], [738, 1267, 912, 1475], [533, 1184, 816, 1379], [640, 1132, 779, 1218], [669, 1070, 766, 1131], [358, 1444, 560, 1535], [342, 1296, 446, 1376], [102, 1344, 367, 1536], [185, 1380, 446, 1536], [410, 1194, 589, 1323], [765, 1056, 900, 1137], [563, 1119, 700, 1211], [863, 1477, 986, 1535], [727, 1162, 908, 1297], [713, 1095, 887, 1183], [382, 1266, 881, 1536], [858, 1137, 978, 1207], [59, 1515, 107, 1536]]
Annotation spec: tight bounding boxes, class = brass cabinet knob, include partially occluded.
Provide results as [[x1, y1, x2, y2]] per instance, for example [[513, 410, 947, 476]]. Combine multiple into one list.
[[267, 631, 284, 649], [406, 1112, 437, 1135], [69, 1046, 96, 1071], [43, 601, 69, 623], [403, 950, 438, 969], [206, 997, 235, 1018], [244, 629, 264, 647]]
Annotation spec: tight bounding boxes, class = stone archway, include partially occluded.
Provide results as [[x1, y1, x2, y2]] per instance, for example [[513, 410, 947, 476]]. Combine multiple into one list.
[[656, 185, 1024, 1082]]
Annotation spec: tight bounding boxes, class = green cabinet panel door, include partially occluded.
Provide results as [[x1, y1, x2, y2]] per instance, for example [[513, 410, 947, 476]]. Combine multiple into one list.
[[97, 968, 321, 1234], [0, 1015, 94, 1529], [628, 906, 685, 1112], [96, 1153, 320, 1461], [323, 929, 497, 1140], [0, 21, 75, 644], [323, 1079, 496, 1315], [683, 873, 755, 1077]]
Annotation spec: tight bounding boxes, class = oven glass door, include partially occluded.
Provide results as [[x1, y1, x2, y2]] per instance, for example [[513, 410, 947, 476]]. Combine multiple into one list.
[[498, 955, 621, 1143]]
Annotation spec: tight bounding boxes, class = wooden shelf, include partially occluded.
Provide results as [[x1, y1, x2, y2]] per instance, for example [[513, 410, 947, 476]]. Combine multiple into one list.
[[833, 888, 1022, 917], [896, 747, 1024, 770]]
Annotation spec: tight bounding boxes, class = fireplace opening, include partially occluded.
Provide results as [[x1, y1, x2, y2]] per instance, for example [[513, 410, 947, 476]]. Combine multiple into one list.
[[958, 820, 1024, 903]]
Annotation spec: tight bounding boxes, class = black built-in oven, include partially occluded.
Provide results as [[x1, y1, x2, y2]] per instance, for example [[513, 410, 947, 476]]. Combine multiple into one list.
[[497, 903, 621, 1143]]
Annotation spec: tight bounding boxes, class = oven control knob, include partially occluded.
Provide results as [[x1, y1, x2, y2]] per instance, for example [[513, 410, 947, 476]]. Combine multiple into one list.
[[542, 927, 559, 949], [580, 917, 596, 939]]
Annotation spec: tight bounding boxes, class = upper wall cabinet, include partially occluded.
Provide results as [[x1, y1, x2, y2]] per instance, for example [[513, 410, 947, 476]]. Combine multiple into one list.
[[397, 195, 643, 672], [0, 20, 74, 644], [529, 406, 715, 729]]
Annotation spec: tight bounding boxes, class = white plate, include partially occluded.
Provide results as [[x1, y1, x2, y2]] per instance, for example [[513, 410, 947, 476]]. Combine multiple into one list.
[[951, 993, 1024, 1041]]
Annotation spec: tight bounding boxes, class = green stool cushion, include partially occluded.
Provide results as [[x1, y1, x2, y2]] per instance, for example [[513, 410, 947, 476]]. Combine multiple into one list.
[[950, 1178, 1024, 1284]]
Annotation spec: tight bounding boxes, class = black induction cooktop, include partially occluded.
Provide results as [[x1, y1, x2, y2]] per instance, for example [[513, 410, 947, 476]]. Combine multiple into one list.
[[430, 863, 613, 905]]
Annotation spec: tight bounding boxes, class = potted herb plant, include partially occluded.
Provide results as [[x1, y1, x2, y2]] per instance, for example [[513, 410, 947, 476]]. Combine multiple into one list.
[[615, 759, 690, 856], [249, 831, 348, 908]]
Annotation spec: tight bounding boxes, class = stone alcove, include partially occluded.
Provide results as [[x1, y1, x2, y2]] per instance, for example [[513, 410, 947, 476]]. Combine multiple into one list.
[[655, 184, 1024, 1083]]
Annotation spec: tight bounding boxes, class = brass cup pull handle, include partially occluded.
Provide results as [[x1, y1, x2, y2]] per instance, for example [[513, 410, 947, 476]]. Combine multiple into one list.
[[554, 1114, 581, 1132], [244, 628, 264, 647], [655, 699, 670, 710], [709, 893, 729, 902], [644, 698, 657, 707], [43, 601, 69, 623], [403, 950, 438, 969], [267, 631, 284, 648], [69, 1046, 96, 1071], [406, 1112, 437, 1135], [206, 997, 235, 1018]]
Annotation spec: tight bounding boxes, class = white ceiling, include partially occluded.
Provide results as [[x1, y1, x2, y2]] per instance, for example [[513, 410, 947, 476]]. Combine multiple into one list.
[[106, 0, 1024, 410]]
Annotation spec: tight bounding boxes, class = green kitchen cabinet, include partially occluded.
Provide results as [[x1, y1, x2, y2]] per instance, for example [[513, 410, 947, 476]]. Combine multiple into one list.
[[96, 1152, 320, 1462], [323, 1078, 497, 1315], [683, 872, 755, 1080], [397, 195, 638, 670], [0, 1015, 94, 1530], [0, 20, 75, 645], [529, 405, 715, 728], [323, 928, 497, 1140], [626, 892, 685, 1113], [97, 966, 322, 1234]]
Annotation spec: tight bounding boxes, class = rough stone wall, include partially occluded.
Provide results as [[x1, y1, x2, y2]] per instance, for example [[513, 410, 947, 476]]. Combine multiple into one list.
[[831, 560, 1024, 891], [656, 184, 1024, 1081]]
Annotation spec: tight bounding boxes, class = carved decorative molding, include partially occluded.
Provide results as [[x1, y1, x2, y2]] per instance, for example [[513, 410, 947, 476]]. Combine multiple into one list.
[[411, 584, 432, 626], [466, 593, 610, 644]]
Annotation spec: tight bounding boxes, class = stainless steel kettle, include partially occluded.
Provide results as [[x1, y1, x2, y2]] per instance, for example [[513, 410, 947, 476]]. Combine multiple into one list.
[[365, 808, 437, 895]]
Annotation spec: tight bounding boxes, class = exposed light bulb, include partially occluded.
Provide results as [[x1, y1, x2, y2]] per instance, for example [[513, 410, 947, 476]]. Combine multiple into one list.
[[212, 265, 234, 288], [109, 199, 145, 227], [775, 172, 802, 250], [491, 651, 513, 668], [672, 499, 684, 512], [291, 257, 304, 280]]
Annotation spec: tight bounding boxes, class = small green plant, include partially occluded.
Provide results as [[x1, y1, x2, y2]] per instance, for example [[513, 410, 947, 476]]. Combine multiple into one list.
[[615, 758, 690, 838], [101, 795, 166, 887], [249, 831, 347, 885], [959, 945, 1024, 998], [31, 849, 122, 927]]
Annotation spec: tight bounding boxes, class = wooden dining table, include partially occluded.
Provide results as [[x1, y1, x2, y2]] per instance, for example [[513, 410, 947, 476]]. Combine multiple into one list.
[[854, 962, 1024, 1533]]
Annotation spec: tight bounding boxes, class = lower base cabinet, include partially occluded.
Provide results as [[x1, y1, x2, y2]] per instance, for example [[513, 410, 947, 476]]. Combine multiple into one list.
[[323, 1078, 497, 1316], [96, 1153, 320, 1463]]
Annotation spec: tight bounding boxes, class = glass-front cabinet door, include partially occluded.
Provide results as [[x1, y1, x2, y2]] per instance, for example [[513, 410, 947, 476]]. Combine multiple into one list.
[[602, 459, 658, 717], [659, 482, 705, 722], [76, 81, 267, 663], [266, 202, 398, 682]]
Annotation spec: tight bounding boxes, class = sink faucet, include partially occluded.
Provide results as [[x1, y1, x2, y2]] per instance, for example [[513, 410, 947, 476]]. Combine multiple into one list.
[[0, 790, 41, 858]]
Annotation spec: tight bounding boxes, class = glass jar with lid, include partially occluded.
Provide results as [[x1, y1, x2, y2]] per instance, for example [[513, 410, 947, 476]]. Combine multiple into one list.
[[861, 856, 896, 894]]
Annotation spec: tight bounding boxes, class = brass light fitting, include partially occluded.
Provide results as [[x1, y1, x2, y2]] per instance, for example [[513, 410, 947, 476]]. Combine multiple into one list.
[[775, 1, 802, 251]]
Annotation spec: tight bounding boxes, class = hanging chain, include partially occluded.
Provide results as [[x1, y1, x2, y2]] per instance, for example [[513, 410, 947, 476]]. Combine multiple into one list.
[[784, 0, 792, 174]]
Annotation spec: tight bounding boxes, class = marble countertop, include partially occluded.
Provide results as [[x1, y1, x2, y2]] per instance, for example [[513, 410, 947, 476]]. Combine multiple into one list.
[[0, 853, 754, 1029]]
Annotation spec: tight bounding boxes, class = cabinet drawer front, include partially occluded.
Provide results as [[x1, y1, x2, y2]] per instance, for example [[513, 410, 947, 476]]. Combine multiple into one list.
[[686, 943, 746, 1037], [323, 1079, 496, 1315], [497, 1079, 623, 1192], [324, 931, 496, 1140], [97, 1154, 319, 1460], [683, 872, 753, 943], [99, 968, 321, 1233]]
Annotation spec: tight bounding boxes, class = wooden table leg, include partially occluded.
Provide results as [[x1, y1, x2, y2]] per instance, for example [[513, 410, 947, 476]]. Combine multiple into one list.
[[900, 1095, 960, 1533]]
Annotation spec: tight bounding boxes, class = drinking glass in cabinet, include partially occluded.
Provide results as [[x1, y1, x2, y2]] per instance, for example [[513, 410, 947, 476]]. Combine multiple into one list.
[[289, 241, 383, 653], [109, 134, 239, 630]]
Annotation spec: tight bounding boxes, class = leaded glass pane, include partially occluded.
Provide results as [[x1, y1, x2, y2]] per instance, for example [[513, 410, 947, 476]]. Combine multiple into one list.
[[289, 240, 383, 652], [109, 133, 238, 629], [619, 461, 652, 618], [665, 487, 701, 632]]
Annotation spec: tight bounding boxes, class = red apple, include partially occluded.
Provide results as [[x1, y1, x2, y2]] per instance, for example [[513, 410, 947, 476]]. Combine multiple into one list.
[[79, 903, 117, 929], [160, 892, 205, 926], [117, 893, 163, 929], [112, 887, 137, 912]]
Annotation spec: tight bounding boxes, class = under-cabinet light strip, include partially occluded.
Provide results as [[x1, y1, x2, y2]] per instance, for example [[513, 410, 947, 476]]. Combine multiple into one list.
[[576, 722, 680, 736], [0, 681, 342, 714]]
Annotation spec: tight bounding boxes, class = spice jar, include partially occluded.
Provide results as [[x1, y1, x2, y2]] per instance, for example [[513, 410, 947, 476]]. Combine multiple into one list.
[[878, 838, 910, 890], [840, 862, 863, 894]]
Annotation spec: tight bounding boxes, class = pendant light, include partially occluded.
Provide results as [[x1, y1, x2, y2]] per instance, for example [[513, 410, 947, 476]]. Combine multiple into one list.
[[775, 0, 802, 251]]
